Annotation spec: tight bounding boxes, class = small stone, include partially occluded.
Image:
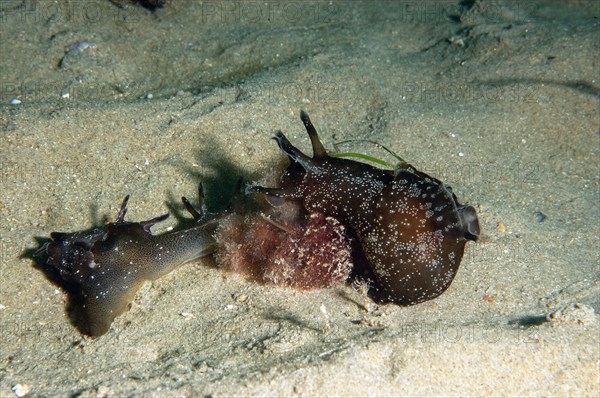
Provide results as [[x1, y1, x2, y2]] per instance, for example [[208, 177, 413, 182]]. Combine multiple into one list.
[[232, 293, 248, 302], [533, 210, 547, 222], [448, 36, 465, 47], [12, 384, 31, 397], [482, 293, 497, 302]]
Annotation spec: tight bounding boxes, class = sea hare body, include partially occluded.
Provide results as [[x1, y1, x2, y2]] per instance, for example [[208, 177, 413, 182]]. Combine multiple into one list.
[[38, 189, 217, 336], [247, 111, 480, 305]]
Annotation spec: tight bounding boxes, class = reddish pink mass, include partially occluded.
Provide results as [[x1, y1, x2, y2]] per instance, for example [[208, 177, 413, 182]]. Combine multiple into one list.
[[217, 209, 353, 289]]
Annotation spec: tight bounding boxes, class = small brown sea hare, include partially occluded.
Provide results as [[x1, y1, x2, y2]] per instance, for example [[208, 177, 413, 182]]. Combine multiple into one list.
[[247, 111, 480, 304], [36, 188, 217, 336]]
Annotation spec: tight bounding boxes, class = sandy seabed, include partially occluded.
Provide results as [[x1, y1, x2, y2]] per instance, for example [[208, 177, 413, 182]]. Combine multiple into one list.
[[0, 1, 598, 396]]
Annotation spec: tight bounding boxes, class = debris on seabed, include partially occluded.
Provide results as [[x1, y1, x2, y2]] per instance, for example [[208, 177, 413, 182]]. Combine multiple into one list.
[[65, 41, 99, 56]]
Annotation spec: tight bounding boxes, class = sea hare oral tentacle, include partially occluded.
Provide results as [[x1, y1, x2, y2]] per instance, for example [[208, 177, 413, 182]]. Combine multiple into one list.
[[37, 185, 218, 336], [248, 111, 480, 305]]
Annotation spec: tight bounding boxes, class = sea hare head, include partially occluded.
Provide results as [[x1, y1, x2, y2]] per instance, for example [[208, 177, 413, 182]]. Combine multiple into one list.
[[248, 111, 479, 305]]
